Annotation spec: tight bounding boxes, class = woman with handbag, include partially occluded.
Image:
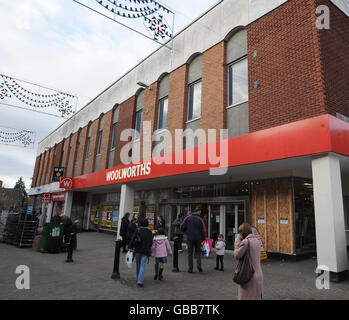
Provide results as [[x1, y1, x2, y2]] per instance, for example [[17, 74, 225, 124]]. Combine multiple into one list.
[[234, 223, 264, 300]]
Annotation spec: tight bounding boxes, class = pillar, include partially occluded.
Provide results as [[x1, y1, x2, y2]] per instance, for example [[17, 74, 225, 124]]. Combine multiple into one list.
[[312, 154, 348, 282], [117, 184, 134, 240], [64, 192, 73, 218]]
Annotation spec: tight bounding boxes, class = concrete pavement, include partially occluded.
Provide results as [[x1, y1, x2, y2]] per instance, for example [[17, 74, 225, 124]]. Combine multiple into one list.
[[1, 232, 348, 300]]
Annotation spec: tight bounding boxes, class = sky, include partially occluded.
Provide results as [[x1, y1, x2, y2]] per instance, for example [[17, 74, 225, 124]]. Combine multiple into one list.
[[0, 0, 218, 189]]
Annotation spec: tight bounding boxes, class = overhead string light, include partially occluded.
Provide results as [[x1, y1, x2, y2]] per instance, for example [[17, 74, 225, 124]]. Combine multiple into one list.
[[73, 0, 174, 45], [0, 126, 35, 148], [0, 74, 77, 118]]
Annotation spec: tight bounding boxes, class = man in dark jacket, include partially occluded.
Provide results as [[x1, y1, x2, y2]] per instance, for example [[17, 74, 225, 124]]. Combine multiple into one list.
[[127, 217, 137, 246], [129, 218, 153, 287], [180, 208, 206, 273], [120, 212, 130, 252]]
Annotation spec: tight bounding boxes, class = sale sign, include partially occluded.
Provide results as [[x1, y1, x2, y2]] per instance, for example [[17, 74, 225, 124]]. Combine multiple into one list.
[[251, 226, 268, 261]]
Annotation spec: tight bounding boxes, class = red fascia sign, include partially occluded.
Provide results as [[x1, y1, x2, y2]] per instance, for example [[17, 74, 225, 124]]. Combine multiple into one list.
[[60, 177, 73, 190], [52, 192, 65, 202], [71, 115, 349, 191]]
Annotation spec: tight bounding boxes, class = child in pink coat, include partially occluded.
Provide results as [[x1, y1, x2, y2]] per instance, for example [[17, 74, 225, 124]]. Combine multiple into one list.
[[151, 228, 173, 281]]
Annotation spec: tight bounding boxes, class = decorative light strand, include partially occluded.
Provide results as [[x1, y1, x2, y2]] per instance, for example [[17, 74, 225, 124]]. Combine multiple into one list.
[[0, 126, 35, 148], [0, 74, 77, 118]]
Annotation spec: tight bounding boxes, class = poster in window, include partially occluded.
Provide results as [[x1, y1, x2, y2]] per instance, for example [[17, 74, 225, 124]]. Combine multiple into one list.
[[145, 205, 156, 231], [101, 207, 109, 227], [94, 205, 100, 225], [133, 206, 139, 223], [105, 206, 113, 228], [90, 206, 96, 224], [111, 206, 120, 230]]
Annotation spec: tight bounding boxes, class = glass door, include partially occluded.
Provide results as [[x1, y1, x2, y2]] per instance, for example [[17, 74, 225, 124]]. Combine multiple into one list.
[[209, 205, 220, 242], [225, 203, 245, 250]]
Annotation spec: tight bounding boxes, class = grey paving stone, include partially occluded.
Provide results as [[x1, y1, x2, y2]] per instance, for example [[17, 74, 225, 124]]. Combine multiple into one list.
[[0, 232, 348, 300]]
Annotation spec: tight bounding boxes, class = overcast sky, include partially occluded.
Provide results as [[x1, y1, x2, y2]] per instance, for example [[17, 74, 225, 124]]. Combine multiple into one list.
[[0, 0, 218, 189]]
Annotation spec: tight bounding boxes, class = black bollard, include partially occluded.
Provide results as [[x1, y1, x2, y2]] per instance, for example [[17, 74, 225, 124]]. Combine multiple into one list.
[[172, 236, 180, 272], [111, 239, 123, 279]]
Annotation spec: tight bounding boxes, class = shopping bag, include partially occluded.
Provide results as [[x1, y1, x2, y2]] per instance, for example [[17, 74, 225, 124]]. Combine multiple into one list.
[[125, 251, 134, 269], [207, 239, 213, 253], [201, 241, 210, 257]]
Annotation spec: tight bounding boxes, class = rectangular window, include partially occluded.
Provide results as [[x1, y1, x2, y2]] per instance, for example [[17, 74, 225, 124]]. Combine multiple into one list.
[[158, 98, 168, 130], [188, 81, 202, 121], [134, 110, 143, 140], [111, 123, 118, 150], [228, 58, 248, 107], [96, 131, 103, 155]]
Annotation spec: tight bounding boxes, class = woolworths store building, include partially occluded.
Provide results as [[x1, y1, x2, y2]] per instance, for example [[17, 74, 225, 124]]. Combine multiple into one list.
[[29, 0, 349, 281]]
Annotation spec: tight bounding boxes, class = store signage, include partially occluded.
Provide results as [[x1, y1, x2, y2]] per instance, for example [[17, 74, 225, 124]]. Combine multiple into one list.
[[52, 167, 64, 182], [59, 177, 73, 190], [42, 193, 51, 204], [27, 206, 33, 215], [106, 162, 151, 183], [52, 193, 65, 202]]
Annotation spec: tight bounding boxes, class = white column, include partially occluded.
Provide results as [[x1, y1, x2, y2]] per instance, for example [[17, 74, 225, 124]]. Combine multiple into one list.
[[117, 184, 134, 240], [64, 192, 73, 218], [46, 202, 53, 223], [84, 193, 92, 231], [312, 154, 348, 279]]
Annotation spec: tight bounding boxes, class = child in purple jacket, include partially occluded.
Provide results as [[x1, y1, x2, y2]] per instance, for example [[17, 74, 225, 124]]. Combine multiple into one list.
[[151, 228, 173, 281]]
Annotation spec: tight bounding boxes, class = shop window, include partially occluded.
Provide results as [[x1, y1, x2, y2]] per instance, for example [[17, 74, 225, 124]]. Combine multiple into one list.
[[134, 110, 143, 140], [228, 58, 248, 107], [158, 97, 168, 130], [187, 80, 202, 121]]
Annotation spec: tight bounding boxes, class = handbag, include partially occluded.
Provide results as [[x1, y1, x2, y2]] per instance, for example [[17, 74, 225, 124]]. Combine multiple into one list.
[[233, 239, 255, 285]]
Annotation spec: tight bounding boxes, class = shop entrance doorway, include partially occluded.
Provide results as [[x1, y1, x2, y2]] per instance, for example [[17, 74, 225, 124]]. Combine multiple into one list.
[[225, 203, 246, 250]]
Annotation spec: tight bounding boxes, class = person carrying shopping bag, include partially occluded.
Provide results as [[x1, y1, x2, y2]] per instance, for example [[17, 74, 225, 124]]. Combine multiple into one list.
[[234, 223, 264, 300], [151, 228, 173, 281], [129, 218, 153, 288]]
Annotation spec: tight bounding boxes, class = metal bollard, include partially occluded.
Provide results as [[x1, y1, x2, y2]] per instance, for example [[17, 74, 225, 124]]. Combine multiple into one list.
[[111, 239, 123, 279], [172, 236, 180, 273]]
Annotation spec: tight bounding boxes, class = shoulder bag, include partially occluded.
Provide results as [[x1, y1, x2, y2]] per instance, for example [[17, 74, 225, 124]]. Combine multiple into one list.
[[233, 239, 255, 285]]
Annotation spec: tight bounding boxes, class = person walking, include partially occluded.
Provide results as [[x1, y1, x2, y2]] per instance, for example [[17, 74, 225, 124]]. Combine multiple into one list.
[[234, 223, 264, 300], [172, 213, 184, 251], [129, 218, 153, 288], [120, 212, 130, 253], [151, 228, 173, 281], [155, 215, 165, 232], [180, 208, 206, 273], [214, 234, 225, 271], [127, 217, 137, 248], [64, 218, 77, 263]]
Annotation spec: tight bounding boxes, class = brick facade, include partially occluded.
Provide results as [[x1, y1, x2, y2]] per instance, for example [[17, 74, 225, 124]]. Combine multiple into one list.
[[317, 0, 349, 118], [32, 0, 349, 187], [201, 42, 227, 142], [98, 110, 113, 171], [248, 0, 326, 132], [114, 96, 136, 166]]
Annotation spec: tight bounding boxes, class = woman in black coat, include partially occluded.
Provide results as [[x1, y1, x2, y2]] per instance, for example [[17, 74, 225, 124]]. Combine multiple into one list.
[[120, 213, 130, 252]]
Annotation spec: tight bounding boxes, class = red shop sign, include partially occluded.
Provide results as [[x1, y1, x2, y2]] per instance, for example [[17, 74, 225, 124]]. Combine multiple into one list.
[[42, 193, 51, 204], [52, 193, 65, 202], [59, 177, 73, 190]]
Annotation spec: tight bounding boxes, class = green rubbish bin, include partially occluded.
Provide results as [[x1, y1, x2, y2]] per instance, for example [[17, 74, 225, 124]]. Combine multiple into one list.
[[40, 223, 64, 253]]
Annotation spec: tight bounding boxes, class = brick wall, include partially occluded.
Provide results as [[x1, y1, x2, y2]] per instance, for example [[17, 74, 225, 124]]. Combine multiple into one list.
[[141, 83, 159, 161], [98, 110, 113, 171], [248, 0, 326, 132], [66, 132, 78, 177], [75, 126, 88, 176], [201, 42, 226, 142], [167, 65, 188, 152], [114, 96, 136, 166], [31, 155, 41, 187], [86, 118, 100, 174], [317, 0, 349, 118]]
